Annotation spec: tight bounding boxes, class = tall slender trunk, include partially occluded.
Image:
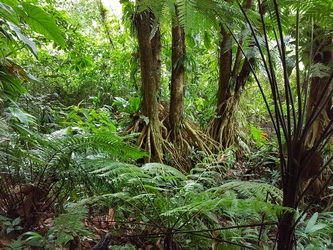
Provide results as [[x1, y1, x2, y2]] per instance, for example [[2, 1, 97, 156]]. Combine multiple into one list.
[[170, 6, 185, 144], [136, 7, 163, 162], [277, 30, 333, 250], [208, 24, 233, 148]]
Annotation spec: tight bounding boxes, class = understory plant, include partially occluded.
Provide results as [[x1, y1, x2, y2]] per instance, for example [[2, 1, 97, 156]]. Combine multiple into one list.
[[80, 161, 286, 249], [238, 0, 333, 249], [0, 125, 144, 229], [22, 203, 93, 249]]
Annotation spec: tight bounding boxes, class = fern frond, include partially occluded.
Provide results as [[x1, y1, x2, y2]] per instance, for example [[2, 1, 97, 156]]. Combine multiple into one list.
[[6, 239, 24, 250], [309, 63, 332, 78], [176, 0, 200, 32], [208, 180, 283, 203], [49, 203, 93, 247], [199, 0, 245, 27], [264, 0, 333, 30], [142, 163, 187, 180]]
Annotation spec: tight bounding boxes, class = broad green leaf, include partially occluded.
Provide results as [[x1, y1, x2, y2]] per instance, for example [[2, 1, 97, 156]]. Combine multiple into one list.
[[0, 2, 21, 24], [0, 3, 14, 20], [141, 115, 149, 125], [0, 3, 18, 24], [305, 212, 326, 234], [8, 107, 36, 126], [3, 221, 12, 226], [20, 3, 66, 48], [142, 163, 187, 180], [22, 231, 44, 242], [12, 217, 21, 226], [305, 212, 318, 233], [7, 21, 37, 56], [112, 100, 124, 107], [0, 67, 27, 98], [0, 0, 19, 8], [27, 73, 39, 82]]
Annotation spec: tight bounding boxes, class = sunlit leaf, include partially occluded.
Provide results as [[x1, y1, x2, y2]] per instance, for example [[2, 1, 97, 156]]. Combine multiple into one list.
[[20, 3, 66, 48]]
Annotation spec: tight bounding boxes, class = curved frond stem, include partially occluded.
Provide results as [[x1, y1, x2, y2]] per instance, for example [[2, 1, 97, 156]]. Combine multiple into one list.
[[294, 8, 302, 140], [236, 0, 288, 175]]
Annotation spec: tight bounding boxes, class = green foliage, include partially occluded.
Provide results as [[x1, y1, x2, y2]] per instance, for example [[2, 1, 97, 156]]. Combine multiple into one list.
[[80, 162, 285, 249], [295, 212, 333, 249], [64, 104, 118, 133], [110, 244, 136, 250], [23, 203, 93, 249], [0, 124, 144, 223], [20, 2, 66, 48], [4, 238, 24, 250], [113, 97, 141, 116], [0, 1, 37, 56], [1, 0, 332, 249], [239, 0, 333, 248], [176, 0, 244, 33], [0, 216, 23, 235], [249, 124, 268, 147], [48, 203, 93, 247], [0, 0, 66, 77], [0, 0, 67, 147]]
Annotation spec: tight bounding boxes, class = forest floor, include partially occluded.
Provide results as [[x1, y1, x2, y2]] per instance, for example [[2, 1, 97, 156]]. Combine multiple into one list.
[[0, 158, 266, 250]]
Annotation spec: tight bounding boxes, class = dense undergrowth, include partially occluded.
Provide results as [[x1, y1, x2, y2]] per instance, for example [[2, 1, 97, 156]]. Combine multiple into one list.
[[1, 0, 333, 249], [1, 95, 332, 249]]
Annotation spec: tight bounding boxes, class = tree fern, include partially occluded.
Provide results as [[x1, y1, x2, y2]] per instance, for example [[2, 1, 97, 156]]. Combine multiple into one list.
[[261, 0, 333, 32]]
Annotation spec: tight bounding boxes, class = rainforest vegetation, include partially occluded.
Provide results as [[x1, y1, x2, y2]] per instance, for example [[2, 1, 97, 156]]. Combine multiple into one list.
[[0, 0, 333, 249]]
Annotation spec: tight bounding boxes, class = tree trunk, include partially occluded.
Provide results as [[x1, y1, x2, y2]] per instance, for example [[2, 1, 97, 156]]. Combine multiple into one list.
[[207, 0, 254, 150], [277, 31, 333, 250], [305, 36, 333, 147], [136, 8, 163, 162], [277, 158, 300, 250], [208, 21, 254, 150], [170, 7, 185, 144], [208, 24, 233, 149]]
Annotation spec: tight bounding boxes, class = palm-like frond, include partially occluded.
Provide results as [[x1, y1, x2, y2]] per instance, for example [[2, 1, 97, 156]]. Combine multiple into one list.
[[0, 128, 145, 219], [212, 180, 283, 202], [176, 0, 201, 32], [176, 0, 245, 33]]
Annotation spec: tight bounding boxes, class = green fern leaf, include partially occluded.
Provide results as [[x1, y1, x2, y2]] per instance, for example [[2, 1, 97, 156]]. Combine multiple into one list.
[[142, 163, 187, 180], [210, 180, 283, 203]]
